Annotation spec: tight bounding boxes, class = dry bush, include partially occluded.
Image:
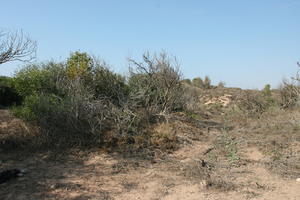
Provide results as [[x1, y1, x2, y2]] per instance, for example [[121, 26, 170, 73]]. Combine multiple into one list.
[[279, 80, 300, 109], [180, 157, 235, 191], [278, 62, 300, 109], [217, 81, 225, 88], [236, 91, 270, 118], [181, 84, 201, 111], [128, 52, 184, 120], [0, 29, 37, 65], [203, 76, 212, 89]]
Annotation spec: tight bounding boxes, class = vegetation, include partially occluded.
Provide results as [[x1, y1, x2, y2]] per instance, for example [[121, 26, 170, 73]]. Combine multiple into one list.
[[3, 50, 300, 149], [0, 76, 22, 107], [7, 51, 184, 147], [192, 76, 212, 89], [192, 77, 204, 88], [1, 50, 300, 200]]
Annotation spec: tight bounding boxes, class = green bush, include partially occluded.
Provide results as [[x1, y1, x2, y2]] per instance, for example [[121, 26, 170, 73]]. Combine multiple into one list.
[[262, 84, 271, 97], [91, 63, 129, 105], [261, 84, 276, 107], [192, 77, 204, 88], [66, 51, 93, 80], [65, 52, 129, 105], [192, 76, 212, 89], [13, 62, 66, 98], [11, 95, 39, 121]]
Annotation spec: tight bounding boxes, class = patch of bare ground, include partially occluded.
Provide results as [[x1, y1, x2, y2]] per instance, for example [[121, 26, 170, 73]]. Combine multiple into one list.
[[1, 108, 300, 200]]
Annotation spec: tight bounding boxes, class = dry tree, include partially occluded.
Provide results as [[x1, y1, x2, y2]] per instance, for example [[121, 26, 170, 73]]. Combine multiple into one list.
[[0, 29, 37, 65]]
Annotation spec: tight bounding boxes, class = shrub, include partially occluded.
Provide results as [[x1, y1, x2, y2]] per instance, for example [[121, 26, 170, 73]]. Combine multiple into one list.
[[261, 84, 276, 107], [66, 53, 129, 105], [13, 62, 66, 97], [90, 61, 129, 105], [128, 52, 184, 118], [203, 76, 212, 89], [236, 91, 270, 117], [12, 53, 133, 146], [192, 76, 212, 89], [181, 84, 201, 111], [279, 80, 300, 109], [262, 84, 271, 97], [66, 51, 93, 80], [11, 51, 184, 148], [11, 95, 39, 121], [277, 62, 300, 109], [13, 80, 117, 145], [218, 81, 225, 88], [181, 79, 192, 85], [192, 77, 204, 88], [0, 76, 22, 107]]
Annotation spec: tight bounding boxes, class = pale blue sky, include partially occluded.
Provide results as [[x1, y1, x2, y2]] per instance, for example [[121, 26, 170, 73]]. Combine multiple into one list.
[[1, 0, 300, 89]]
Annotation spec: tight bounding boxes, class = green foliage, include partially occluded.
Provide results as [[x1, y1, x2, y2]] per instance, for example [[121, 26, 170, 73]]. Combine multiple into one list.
[[13, 62, 66, 97], [192, 76, 212, 89], [127, 74, 147, 91], [181, 79, 192, 85], [66, 52, 129, 104], [91, 64, 129, 105], [66, 51, 93, 79], [262, 84, 271, 97], [261, 84, 276, 107], [11, 95, 39, 121], [217, 132, 240, 166], [13, 94, 62, 122], [192, 77, 204, 88]]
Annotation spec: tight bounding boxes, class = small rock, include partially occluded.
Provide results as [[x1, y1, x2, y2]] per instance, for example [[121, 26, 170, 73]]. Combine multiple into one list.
[[180, 158, 193, 164], [296, 178, 300, 182], [200, 180, 208, 188], [50, 184, 56, 189]]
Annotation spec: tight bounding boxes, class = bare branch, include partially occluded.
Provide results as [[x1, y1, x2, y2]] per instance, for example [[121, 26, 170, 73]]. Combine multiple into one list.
[[0, 29, 37, 65]]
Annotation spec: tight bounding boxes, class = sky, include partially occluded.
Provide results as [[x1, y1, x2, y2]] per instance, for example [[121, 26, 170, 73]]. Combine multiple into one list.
[[1, 0, 300, 89]]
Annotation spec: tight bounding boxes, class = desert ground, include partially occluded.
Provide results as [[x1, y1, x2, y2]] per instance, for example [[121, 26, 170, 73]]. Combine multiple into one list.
[[1, 87, 299, 200]]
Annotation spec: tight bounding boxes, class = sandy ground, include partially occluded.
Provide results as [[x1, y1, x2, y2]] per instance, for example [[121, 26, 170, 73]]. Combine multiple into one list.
[[0, 109, 300, 200]]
